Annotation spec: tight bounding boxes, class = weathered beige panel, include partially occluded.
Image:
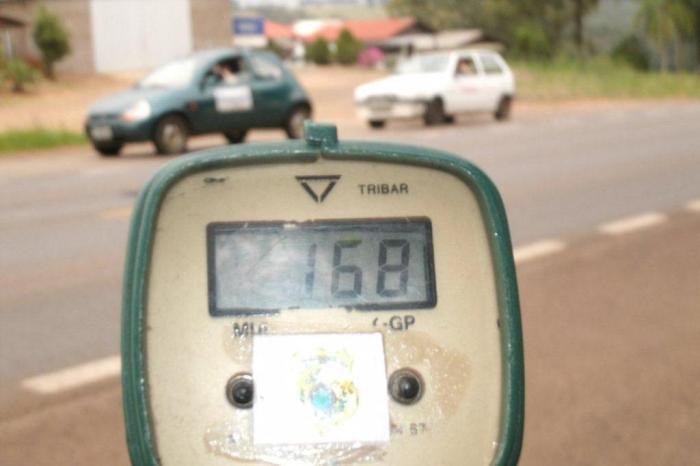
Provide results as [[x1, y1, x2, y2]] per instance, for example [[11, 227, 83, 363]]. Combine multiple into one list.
[[190, 0, 232, 50]]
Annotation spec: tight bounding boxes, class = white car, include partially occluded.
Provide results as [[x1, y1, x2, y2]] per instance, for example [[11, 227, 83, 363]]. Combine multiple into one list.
[[354, 50, 515, 128]]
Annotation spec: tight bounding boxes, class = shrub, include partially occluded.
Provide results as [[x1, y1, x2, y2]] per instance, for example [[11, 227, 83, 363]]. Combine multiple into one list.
[[512, 24, 553, 60], [33, 6, 71, 79], [266, 40, 287, 59], [612, 35, 650, 71], [306, 38, 331, 65], [335, 29, 363, 65], [3, 59, 38, 93]]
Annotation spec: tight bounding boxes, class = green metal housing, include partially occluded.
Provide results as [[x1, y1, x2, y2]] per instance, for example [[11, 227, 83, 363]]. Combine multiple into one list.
[[122, 122, 524, 466]]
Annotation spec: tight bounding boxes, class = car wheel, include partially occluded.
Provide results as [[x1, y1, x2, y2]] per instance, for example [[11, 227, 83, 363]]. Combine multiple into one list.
[[494, 96, 513, 121], [224, 128, 248, 144], [444, 115, 456, 124], [369, 120, 385, 129], [153, 114, 189, 155], [423, 98, 446, 126], [94, 142, 123, 157], [284, 104, 311, 139]]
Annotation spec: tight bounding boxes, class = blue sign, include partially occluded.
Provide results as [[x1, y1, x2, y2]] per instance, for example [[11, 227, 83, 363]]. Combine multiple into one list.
[[233, 17, 265, 36]]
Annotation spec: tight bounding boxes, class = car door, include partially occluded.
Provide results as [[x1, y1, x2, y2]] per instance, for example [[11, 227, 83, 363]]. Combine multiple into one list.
[[190, 56, 256, 134], [446, 53, 487, 114], [245, 53, 292, 127], [476, 53, 511, 111]]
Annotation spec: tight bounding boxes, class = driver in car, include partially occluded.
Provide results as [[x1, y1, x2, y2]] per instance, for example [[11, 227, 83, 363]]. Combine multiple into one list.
[[214, 63, 238, 84], [457, 58, 477, 75]]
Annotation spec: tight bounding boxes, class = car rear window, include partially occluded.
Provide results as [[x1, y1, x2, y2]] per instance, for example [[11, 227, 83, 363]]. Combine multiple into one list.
[[396, 54, 450, 74], [479, 54, 504, 75], [249, 54, 283, 80]]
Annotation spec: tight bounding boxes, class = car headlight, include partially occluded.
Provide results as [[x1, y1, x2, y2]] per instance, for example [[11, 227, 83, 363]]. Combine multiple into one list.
[[121, 100, 151, 122]]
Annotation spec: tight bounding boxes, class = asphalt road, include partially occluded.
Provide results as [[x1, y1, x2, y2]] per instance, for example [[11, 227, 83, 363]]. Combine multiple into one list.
[[2, 202, 699, 466], [1, 101, 699, 464]]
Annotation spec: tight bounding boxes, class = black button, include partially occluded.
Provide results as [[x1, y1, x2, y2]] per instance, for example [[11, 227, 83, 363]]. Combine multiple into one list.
[[389, 368, 424, 405], [226, 373, 254, 409], [397, 375, 421, 400]]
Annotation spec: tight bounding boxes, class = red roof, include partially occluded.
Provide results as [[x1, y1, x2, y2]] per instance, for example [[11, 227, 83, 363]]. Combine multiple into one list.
[[343, 18, 417, 42], [266, 17, 419, 43], [265, 20, 294, 40]]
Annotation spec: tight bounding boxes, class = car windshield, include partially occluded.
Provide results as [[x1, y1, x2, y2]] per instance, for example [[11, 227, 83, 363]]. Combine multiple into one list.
[[138, 58, 196, 89], [396, 54, 450, 74]]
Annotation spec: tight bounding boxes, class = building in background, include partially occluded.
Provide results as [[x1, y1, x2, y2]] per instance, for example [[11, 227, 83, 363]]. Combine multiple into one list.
[[0, 13, 25, 59], [263, 17, 501, 60], [234, 0, 388, 8], [0, 0, 231, 73]]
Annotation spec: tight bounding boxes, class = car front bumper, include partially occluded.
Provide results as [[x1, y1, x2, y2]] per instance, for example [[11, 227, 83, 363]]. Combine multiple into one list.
[[85, 115, 153, 145], [356, 100, 426, 121]]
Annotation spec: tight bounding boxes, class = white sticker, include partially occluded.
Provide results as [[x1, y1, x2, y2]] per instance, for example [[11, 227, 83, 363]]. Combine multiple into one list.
[[214, 85, 253, 112], [252, 333, 390, 447]]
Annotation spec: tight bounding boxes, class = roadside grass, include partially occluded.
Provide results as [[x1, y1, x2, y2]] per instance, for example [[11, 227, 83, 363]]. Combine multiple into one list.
[[513, 57, 700, 100], [0, 128, 87, 154]]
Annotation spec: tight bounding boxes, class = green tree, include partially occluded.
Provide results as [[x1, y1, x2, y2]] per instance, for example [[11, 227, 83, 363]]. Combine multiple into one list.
[[32, 5, 71, 79], [572, 0, 599, 54], [306, 38, 331, 65], [387, 0, 569, 56], [387, 0, 485, 30], [612, 35, 651, 70], [335, 29, 363, 65], [681, 0, 700, 68], [3, 59, 38, 93], [636, 0, 694, 71], [513, 24, 553, 59], [266, 40, 287, 60]]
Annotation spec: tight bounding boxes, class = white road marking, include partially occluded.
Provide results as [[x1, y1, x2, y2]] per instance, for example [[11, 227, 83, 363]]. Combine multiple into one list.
[[513, 240, 566, 263], [99, 206, 133, 220], [598, 212, 666, 235], [21, 355, 121, 395], [685, 199, 700, 212]]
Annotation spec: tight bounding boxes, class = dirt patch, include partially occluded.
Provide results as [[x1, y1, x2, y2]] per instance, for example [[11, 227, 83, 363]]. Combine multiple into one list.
[[0, 73, 137, 132]]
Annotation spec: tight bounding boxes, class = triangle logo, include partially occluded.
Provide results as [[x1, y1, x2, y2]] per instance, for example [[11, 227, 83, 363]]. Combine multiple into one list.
[[295, 175, 341, 203]]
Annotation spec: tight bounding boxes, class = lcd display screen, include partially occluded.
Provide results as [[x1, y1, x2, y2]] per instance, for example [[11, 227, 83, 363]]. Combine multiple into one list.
[[207, 218, 436, 315]]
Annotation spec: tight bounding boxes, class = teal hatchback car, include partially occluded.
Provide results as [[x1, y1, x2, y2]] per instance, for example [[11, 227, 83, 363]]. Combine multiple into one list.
[[85, 49, 313, 156]]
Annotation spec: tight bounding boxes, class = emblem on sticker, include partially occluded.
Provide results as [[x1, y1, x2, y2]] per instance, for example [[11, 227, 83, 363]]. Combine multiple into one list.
[[252, 333, 390, 446], [297, 348, 359, 432]]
